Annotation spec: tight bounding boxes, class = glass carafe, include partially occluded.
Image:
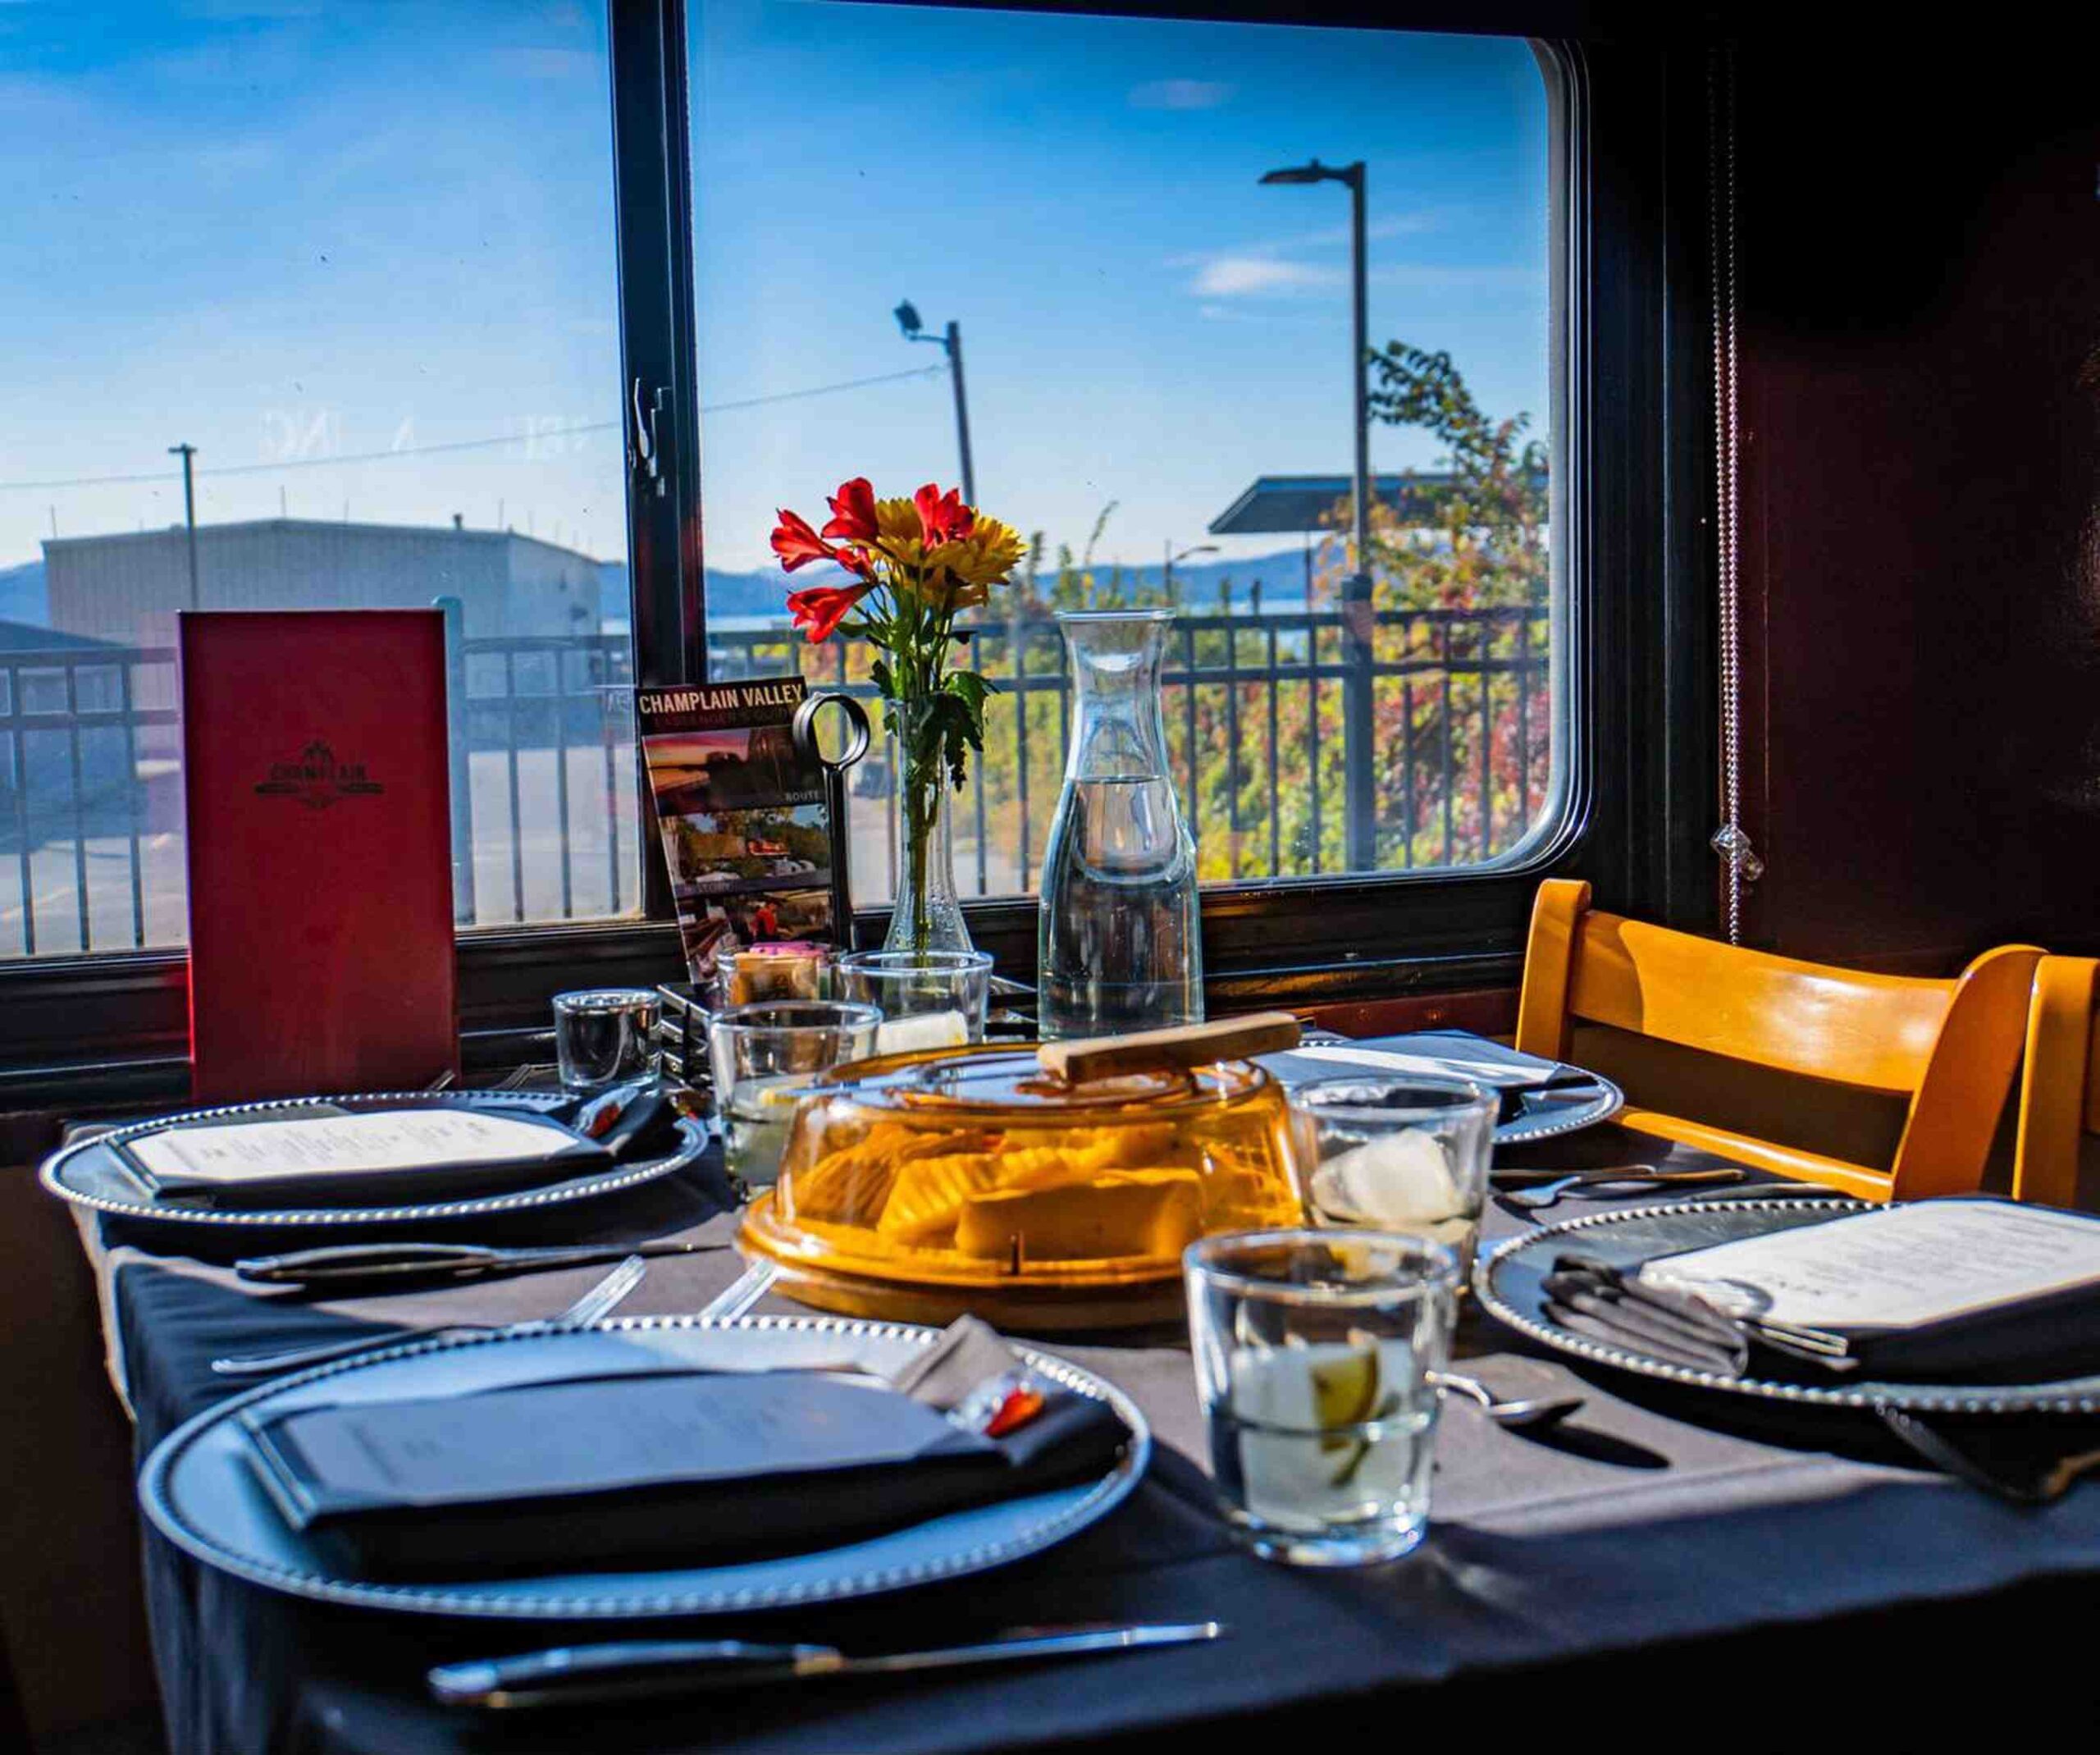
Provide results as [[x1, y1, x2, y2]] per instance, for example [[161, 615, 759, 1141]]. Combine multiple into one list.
[[1037, 610, 1203, 1040]]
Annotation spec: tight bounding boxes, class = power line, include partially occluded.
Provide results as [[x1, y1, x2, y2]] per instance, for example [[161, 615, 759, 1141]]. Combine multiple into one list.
[[0, 363, 947, 493], [700, 363, 943, 414]]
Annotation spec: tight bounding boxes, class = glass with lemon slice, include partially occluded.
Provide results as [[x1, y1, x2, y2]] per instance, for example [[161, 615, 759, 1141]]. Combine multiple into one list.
[[1185, 1228, 1458, 1565]]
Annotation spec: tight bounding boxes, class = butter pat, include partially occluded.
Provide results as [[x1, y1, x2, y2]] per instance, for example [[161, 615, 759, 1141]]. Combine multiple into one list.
[[1308, 1128, 1459, 1225], [873, 1011, 970, 1057], [955, 1169, 1204, 1262]]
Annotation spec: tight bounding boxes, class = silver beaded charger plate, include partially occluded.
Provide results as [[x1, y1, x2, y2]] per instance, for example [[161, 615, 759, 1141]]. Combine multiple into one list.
[[1266, 1044, 1623, 1146], [39, 1090, 708, 1230], [139, 1315, 1152, 1620], [1476, 1196, 2100, 1416], [1488, 1071, 1623, 1145]]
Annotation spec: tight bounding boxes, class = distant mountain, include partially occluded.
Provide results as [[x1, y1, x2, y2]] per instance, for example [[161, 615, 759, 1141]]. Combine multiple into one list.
[[692, 548, 1314, 625], [0, 559, 46, 627], [704, 567, 800, 621]]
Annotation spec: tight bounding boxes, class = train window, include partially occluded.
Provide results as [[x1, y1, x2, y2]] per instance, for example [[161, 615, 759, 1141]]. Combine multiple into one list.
[[688, 3, 1564, 910], [0, 2, 638, 960]]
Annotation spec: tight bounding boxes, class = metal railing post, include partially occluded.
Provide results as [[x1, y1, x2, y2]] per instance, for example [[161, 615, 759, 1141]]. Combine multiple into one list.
[[1340, 571, 1377, 869], [434, 595, 477, 925]]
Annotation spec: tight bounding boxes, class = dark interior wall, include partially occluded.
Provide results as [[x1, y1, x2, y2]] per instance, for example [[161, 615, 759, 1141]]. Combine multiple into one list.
[[1731, 30, 2100, 969]]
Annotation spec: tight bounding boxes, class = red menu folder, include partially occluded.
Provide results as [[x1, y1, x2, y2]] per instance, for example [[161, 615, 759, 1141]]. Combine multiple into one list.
[[180, 610, 457, 1104]]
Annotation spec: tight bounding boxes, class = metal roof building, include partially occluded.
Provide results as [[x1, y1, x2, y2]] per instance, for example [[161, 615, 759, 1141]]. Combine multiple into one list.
[[42, 518, 606, 649], [1207, 469, 1549, 536]]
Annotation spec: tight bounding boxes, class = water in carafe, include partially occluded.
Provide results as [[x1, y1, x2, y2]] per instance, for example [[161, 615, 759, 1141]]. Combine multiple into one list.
[[1037, 611, 1203, 1040]]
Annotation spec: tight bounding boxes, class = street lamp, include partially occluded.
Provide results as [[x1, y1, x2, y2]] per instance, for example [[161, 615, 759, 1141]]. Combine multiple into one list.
[[1262, 157, 1374, 868], [894, 299, 976, 505], [1162, 540, 1217, 605], [1258, 159, 1368, 581]]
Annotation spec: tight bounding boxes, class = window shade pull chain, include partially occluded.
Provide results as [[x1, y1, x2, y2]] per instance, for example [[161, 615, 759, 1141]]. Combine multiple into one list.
[[1708, 43, 1760, 940]]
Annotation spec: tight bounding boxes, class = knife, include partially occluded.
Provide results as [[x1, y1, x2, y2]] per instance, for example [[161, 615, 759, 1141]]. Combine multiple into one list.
[[234, 1237, 721, 1290], [427, 1622, 1227, 1710]]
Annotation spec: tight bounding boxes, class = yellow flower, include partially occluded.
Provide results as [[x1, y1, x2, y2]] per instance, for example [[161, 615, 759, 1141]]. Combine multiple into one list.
[[925, 576, 990, 613], [933, 515, 1025, 590], [873, 497, 925, 569]]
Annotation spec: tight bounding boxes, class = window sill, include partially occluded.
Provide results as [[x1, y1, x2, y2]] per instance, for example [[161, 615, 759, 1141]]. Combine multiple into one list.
[[0, 920, 1525, 1116]]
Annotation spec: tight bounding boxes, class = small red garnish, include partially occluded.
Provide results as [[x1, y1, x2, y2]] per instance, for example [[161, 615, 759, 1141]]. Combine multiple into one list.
[[984, 1383, 1045, 1437]]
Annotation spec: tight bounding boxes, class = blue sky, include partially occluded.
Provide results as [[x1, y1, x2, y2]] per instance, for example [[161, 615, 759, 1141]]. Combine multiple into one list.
[[0, 1, 1550, 583]]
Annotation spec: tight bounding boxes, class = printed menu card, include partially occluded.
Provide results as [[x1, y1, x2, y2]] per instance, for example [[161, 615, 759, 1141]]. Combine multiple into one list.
[[1639, 1198, 2100, 1372]]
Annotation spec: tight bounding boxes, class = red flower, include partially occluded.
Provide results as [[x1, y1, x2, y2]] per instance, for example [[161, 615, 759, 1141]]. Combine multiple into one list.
[[787, 581, 873, 642], [821, 476, 880, 544], [770, 509, 838, 573], [914, 482, 974, 546]]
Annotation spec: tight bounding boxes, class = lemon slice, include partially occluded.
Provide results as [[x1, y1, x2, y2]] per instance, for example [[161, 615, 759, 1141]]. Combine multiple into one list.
[[1308, 1345, 1383, 1431], [1308, 1343, 1386, 1488]]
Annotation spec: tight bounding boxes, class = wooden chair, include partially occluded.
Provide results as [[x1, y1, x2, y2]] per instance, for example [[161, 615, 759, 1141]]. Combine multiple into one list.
[[1514, 878, 2043, 1201], [2011, 954, 2100, 1209]]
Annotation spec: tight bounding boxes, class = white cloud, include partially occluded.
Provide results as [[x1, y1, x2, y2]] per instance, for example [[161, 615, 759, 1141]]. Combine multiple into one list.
[[1189, 255, 1339, 298], [1127, 78, 1233, 111]]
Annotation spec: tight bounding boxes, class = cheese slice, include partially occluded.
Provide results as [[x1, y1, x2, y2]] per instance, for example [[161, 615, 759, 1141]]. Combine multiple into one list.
[[793, 1125, 996, 1229], [954, 1169, 1205, 1263]]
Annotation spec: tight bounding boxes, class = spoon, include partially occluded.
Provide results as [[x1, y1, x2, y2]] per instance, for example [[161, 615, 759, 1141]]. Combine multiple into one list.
[[1431, 1369, 1585, 1430]]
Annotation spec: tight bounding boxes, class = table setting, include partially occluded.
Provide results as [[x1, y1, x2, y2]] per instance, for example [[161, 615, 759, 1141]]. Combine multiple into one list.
[[44, 962, 2100, 1753]]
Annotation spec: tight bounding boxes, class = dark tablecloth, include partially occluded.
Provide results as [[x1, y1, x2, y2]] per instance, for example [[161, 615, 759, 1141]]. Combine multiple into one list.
[[90, 1127, 2100, 1750]]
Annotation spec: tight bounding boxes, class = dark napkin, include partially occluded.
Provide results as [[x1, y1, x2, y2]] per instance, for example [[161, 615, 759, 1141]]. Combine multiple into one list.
[[238, 1325, 1130, 1579], [1260, 1028, 1600, 1122]]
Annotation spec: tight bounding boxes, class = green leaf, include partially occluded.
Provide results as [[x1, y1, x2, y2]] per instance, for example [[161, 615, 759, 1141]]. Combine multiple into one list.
[[943, 669, 994, 711]]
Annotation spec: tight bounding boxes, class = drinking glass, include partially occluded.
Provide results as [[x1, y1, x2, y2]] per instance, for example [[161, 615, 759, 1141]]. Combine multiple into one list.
[[708, 999, 881, 1191], [836, 949, 994, 1049], [551, 988, 661, 1095], [1291, 1075, 1499, 1273], [1185, 1228, 1457, 1565]]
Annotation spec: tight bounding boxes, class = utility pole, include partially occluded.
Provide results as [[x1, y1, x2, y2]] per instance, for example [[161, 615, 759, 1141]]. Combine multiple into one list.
[[168, 442, 200, 610], [943, 322, 976, 506], [895, 302, 976, 504]]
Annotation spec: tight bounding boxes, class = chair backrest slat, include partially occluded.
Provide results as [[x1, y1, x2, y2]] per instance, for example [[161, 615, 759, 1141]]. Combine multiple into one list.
[[1519, 878, 2043, 1203], [1564, 909, 1952, 1094]]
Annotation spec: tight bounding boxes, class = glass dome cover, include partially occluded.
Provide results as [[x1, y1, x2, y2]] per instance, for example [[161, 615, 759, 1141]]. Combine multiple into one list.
[[739, 1044, 1307, 1318]]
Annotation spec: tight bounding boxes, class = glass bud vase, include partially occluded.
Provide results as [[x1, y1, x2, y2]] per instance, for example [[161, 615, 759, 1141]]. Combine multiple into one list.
[[1037, 610, 1203, 1040], [883, 695, 974, 956]]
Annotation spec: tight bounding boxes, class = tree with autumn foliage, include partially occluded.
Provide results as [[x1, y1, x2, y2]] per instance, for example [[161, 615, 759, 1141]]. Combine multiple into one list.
[[742, 345, 1552, 901], [1340, 339, 1552, 866]]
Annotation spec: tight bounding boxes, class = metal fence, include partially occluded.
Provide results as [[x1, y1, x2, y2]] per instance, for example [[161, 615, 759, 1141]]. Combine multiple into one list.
[[0, 605, 1551, 957], [712, 603, 1555, 898]]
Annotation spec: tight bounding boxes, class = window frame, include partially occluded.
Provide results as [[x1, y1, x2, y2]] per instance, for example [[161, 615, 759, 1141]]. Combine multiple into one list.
[[0, 0, 1717, 1107]]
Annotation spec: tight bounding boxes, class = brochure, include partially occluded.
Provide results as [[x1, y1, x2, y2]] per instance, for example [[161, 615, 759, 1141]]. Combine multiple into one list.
[[635, 677, 836, 976]]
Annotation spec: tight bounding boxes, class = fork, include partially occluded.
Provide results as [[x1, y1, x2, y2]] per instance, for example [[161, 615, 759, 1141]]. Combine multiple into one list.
[[1500, 1167, 1744, 1211], [1875, 1405, 2100, 1506], [209, 1253, 648, 1378]]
